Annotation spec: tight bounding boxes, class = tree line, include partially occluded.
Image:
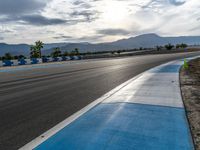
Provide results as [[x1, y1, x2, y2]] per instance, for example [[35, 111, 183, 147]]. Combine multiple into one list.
[[156, 43, 188, 51], [30, 41, 80, 58], [0, 41, 80, 60], [0, 41, 188, 60]]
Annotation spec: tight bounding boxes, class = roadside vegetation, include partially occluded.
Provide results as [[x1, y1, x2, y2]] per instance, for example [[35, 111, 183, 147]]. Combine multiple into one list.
[[51, 47, 62, 58], [0, 53, 26, 61], [0, 42, 190, 61], [30, 40, 44, 58]]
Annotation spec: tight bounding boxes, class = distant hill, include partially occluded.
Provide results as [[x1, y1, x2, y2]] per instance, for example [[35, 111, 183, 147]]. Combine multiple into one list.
[[1, 33, 200, 56], [0, 43, 30, 56], [43, 34, 200, 55], [111, 33, 200, 48], [0, 43, 68, 56], [42, 42, 124, 55]]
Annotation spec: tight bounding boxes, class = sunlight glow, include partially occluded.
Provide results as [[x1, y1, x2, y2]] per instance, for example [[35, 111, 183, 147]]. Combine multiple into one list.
[[101, 1, 129, 24]]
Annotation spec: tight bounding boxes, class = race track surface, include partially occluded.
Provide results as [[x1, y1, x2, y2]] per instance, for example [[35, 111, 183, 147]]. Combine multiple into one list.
[[0, 52, 199, 149]]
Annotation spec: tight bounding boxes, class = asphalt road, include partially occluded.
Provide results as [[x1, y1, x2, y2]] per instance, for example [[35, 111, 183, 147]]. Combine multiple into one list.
[[0, 52, 200, 150]]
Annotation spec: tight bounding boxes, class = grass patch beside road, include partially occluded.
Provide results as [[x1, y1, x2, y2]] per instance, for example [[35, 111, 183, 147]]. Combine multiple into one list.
[[180, 58, 200, 150]]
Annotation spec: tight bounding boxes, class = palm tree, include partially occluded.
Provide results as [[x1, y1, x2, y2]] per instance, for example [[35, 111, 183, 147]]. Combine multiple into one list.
[[176, 44, 180, 49], [30, 46, 36, 58], [30, 40, 44, 58], [74, 48, 80, 55], [180, 43, 188, 49], [64, 51, 69, 56], [176, 43, 188, 49], [117, 50, 121, 55], [165, 43, 174, 50], [4, 53, 12, 60], [51, 47, 61, 58], [156, 46, 162, 51], [35, 40, 44, 57]]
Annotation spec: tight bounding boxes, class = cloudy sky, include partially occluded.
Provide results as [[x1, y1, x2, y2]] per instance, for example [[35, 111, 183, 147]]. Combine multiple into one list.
[[0, 0, 199, 44]]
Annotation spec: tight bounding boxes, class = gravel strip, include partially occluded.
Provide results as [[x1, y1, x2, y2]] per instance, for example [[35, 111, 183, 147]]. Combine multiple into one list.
[[180, 58, 200, 150]]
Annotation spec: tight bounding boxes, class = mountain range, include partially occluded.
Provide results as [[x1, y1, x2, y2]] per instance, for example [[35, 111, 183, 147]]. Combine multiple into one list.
[[1, 33, 200, 56]]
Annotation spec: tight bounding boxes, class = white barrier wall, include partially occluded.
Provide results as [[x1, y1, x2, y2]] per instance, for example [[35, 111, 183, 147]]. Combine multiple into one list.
[[38, 58, 42, 63], [66, 56, 71, 60], [25, 59, 32, 65], [48, 58, 54, 62], [73, 56, 78, 60], [57, 57, 62, 61], [0, 61, 3, 67], [0, 56, 82, 67], [12, 60, 19, 66]]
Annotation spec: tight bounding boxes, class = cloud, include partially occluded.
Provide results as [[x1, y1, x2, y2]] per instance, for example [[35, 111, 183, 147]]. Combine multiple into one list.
[[70, 1, 99, 22], [70, 10, 99, 22], [77, 35, 105, 41], [0, 28, 12, 33], [0, 15, 67, 26], [53, 34, 104, 42], [53, 35, 73, 39], [141, 0, 157, 9], [20, 15, 67, 26], [0, 0, 199, 44], [97, 29, 130, 35], [73, 0, 85, 5], [169, 0, 186, 6], [0, 0, 47, 15], [141, 0, 185, 10], [0, 0, 62, 26], [72, 0, 92, 9]]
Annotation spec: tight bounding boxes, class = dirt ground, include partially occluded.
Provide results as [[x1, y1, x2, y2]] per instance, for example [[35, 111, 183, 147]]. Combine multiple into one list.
[[180, 58, 200, 150]]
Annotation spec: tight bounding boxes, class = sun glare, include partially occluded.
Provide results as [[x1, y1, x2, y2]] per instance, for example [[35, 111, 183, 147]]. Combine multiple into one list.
[[101, 1, 129, 24]]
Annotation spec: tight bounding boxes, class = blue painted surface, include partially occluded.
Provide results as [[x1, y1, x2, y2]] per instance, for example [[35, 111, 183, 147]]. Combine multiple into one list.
[[31, 58, 39, 64], [0, 62, 72, 72], [3, 60, 13, 66], [18, 59, 27, 65], [62, 56, 67, 61], [53, 57, 59, 62], [77, 56, 82, 60], [151, 65, 181, 73], [35, 103, 193, 150], [70, 56, 74, 60], [42, 57, 49, 63], [0, 55, 83, 69]]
